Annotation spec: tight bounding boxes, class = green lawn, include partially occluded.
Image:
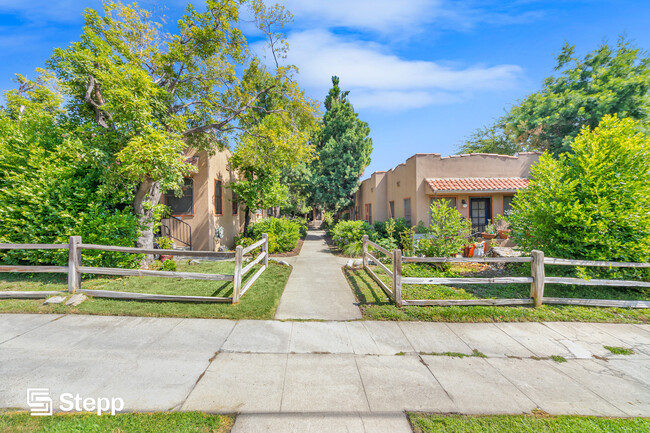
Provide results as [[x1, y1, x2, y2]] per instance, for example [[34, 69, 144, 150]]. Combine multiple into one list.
[[409, 413, 650, 433], [0, 411, 233, 433], [0, 261, 291, 320], [345, 264, 650, 323]]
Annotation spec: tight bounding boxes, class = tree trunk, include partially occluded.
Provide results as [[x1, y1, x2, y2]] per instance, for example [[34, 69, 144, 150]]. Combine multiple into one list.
[[133, 176, 162, 267], [350, 204, 356, 220], [243, 206, 251, 237]]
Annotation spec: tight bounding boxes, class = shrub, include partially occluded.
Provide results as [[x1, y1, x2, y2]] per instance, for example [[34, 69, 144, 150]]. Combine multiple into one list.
[[150, 259, 177, 272], [238, 217, 302, 254], [0, 102, 141, 269], [321, 211, 334, 231], [330, 220, 374, 249], [414, 200, 472, 266], [508, 115, 650, 279]]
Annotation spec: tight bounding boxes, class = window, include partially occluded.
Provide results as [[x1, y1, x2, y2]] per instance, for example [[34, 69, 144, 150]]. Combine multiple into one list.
[[365, 204, 372, 223], [503, 196, 514, 214], [389, 201, 395, 218], [232, 192, 238, 215], [430, 197, 457, 224], [214, 180, 223, 215], [164, 178, 193, 216], [404, 198, 411, 224], [430, 197, 457, 210]]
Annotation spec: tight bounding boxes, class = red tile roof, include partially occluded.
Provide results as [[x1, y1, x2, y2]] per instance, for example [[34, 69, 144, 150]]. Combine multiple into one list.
[[426, 177, 529, 192]]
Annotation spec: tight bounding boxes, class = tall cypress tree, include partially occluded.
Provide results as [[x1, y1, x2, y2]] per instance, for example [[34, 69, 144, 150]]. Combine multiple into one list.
[[310, 76, 372, 214]]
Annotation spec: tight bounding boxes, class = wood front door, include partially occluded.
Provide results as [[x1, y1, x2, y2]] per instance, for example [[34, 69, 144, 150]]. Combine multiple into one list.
[[470, 198, 491, 233]]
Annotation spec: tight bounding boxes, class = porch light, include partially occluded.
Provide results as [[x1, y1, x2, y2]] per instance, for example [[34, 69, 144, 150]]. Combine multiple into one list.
[[461, 199, 468, 208]]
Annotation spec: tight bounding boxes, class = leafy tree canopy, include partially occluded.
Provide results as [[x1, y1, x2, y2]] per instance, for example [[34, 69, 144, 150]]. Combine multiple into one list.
[[38, 0, 317, 251], [459, 37, 650, 156], [510, 37, 650, 154], [456, 120, 521, 155], [310, 76, 372, 212]]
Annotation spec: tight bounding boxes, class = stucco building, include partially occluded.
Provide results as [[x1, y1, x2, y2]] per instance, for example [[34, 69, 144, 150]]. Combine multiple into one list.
[[159, 149, 266, 251], [354, 152, 541, 232]]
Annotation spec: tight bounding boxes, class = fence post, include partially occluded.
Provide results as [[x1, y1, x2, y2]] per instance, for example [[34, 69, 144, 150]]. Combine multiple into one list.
[[67, 236, 82, 293], [362, 235, 369, 269], [393, 249, 402, 306], [530, 250, 545, 307], [262, 233, 269, 268], [233, 245, 243, 304]]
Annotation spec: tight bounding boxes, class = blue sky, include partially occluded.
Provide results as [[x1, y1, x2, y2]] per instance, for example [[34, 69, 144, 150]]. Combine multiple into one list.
[[0, 1, 648, 176]]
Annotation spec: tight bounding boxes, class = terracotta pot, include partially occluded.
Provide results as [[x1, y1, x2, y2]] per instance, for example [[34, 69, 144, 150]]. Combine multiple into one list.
[[160, 255, 173, 262], [481, 233, 496, 240], [498, 229, 510, 239]]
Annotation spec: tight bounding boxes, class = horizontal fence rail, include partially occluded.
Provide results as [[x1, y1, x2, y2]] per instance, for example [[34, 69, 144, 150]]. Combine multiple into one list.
[[0, 244, 69, 250], [0, 234, 270, 304], [544, 258, 650, 268], [79, 243, 234, 258], [360, 237, 649, 309]]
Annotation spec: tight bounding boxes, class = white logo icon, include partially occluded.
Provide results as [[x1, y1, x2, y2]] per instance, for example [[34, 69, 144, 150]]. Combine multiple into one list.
[[27, 388, 53, 416]]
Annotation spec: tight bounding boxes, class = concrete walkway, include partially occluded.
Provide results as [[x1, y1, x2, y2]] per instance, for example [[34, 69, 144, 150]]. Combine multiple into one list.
[[2, 315, 650, 432], [274, 230, 362, 320]]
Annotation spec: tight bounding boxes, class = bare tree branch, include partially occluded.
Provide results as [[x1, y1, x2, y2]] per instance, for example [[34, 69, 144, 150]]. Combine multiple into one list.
[[182, 85, 275, 136], [84, 75, 113, 129]]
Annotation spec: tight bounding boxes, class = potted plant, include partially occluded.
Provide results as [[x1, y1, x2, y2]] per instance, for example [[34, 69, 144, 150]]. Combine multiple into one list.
[[481, 220, 497, 239], [495, 215, 510, 239]]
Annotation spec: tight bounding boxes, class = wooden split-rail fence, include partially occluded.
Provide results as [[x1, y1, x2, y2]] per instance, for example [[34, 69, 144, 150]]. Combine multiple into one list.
[[361, 235, 650, 309], [0, 234, 269, 304]]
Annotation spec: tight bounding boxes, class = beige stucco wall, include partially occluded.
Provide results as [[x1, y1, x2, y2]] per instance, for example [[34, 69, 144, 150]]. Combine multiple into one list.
[[356, 152, 540, 226], [162, 149, 248, 251]]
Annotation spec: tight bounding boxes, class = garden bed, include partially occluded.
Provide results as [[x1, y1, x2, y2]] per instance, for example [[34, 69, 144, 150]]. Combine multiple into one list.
[[0, 261, 291, 320], [270, 237, 305, 257], [344, 262, 650, 323]]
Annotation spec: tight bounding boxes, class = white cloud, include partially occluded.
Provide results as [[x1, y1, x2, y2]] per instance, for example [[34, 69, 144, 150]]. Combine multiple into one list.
[[273, 0, 544, 34], [276, 30, 522, 110]]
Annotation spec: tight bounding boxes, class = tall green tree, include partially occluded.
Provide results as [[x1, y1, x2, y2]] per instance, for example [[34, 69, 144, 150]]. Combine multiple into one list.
[[229, 57, 319, 235], [456, 119, 520, 155], [507, 115, 650, 268], [47, 0, 316, 252], [310, 76, 372, 213], [506, 37, 650, 154]]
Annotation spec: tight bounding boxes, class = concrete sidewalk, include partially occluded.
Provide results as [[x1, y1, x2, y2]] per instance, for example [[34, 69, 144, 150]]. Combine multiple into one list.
[[274, 230, 362, 320], [1, 314, 649, 432]]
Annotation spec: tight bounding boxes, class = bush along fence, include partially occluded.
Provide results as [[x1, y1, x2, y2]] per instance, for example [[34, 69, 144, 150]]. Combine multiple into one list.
[[0, 234, 269, 304], [361, 235, 650, 309]]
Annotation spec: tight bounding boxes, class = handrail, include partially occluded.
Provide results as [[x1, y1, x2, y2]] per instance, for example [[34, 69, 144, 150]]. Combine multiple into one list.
[[159, 217, 192, 249]]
